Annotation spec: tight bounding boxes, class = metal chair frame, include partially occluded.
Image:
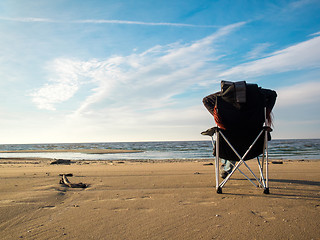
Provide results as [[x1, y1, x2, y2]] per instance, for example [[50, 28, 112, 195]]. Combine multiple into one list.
[[203, 108, 271, 194]]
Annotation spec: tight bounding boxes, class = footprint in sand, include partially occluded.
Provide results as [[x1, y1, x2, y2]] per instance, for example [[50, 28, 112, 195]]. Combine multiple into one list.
[[141, 196, 152, 199], [124, 197, 136, 201], [123, 196, 152, 201], [136, 208, 154, 212], [250, 210, 276, 221], [260, 211, 276, 221], [41, 205, 56, 209], [111, 207, 129, 212], [179, 201, 192, 205], [198, 201, 218, 206]]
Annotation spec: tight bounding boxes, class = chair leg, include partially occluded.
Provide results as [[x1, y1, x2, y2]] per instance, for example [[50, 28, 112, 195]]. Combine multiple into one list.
[[263, 130, 270, 194], [215, 157, 222, 193], [264, 161, 270, 194], [257, 157, 266, 188], [208, 128, 271, 194], [213, 134, 222, 194], [260, 159, 265, 187]]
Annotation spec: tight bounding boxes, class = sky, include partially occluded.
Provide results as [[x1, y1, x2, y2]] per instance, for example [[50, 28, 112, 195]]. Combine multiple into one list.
[[0, 0, 320, 144]]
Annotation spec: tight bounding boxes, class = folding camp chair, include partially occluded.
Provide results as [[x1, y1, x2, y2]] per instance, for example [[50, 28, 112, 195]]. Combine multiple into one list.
[[201, 81, 277, 194]]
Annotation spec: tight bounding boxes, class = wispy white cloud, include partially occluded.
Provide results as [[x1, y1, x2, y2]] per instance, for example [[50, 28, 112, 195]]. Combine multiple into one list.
[[309, 31, 320, 36], [0, 17, 57, 23], [30, 58, 89, 110], [219, 35, 320, 79], [30, 22, 245, 114], [245, 43, 272, 59], [26, 21, 245, 142], [288, 0, 316, 10], [74, 19, 218, 28], [0, 16, 218, 28], [30, 83, 78, 111]]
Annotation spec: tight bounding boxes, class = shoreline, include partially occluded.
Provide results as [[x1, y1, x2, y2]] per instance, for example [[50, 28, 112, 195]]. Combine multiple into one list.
[[0, 149, 143, 154], [0, 156, 319, 164], [1, 139, 319, 161]]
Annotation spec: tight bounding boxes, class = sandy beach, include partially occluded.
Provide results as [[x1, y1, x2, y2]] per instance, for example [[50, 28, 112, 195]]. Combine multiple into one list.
[[0, 158, 319, 240]]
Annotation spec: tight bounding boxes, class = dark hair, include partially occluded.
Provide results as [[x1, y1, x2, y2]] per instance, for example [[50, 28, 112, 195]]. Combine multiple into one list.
[[266, 110, 274, 127]]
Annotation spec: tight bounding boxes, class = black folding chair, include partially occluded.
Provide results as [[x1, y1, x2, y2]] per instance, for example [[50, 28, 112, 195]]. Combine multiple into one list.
[[202, 81, 277, 194]]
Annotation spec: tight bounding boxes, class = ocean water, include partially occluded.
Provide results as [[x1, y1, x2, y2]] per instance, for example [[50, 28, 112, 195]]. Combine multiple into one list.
[[0, 139, 319, 161]]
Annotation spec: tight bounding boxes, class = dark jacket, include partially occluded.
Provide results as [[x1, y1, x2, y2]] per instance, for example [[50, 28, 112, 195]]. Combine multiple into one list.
[[203, 81, 277, 130], [202, 81, 277, 161]]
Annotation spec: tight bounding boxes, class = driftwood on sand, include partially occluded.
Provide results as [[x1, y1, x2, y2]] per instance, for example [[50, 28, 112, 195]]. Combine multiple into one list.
[[59, 174, 87, 188], [51, 159, 72, 165]]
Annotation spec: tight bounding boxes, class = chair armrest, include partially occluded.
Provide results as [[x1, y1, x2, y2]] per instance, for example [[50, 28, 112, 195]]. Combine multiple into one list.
[[263, 126, 273, 132], [201, 127, 218, 136]]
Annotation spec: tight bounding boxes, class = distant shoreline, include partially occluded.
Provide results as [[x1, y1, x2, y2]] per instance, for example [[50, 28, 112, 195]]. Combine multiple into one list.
[[0, 157, 319, 164], [0, 149, 143, 154], [1, 139, 319, 161]]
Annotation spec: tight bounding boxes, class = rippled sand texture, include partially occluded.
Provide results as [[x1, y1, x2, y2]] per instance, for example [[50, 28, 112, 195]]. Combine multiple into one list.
[[0, 160, 319, 239]]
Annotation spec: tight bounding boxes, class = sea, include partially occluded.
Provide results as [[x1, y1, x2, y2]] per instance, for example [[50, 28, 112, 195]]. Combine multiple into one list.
[[0, 139, 319, 161]]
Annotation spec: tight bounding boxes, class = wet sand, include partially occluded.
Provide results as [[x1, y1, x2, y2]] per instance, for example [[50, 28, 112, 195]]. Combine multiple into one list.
[[0, 159, 319, 239]]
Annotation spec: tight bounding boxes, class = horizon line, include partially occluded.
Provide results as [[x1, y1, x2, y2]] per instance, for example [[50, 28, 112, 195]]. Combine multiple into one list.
[[0, 137, 319, 145]]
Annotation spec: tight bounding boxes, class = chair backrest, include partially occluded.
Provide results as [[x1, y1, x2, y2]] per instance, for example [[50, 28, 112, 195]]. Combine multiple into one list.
[[213, 81, 273, 161], [215, 81, 266, 132]]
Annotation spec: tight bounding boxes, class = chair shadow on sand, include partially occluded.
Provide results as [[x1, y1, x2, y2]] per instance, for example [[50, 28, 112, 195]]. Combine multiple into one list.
[[269, 178, 320, 186], [229, 177, 320, 186], [222, 177, 320, 201], [268, 178, 320, 200]]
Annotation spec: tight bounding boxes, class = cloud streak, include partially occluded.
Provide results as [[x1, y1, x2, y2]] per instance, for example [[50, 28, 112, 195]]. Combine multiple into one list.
[[0, 17, 57, 23], [30, 22, 245, 113], [30, 59, 88, 110], [219, 35, 320, 78], [74, 19, 219, 28], [0, 16, 218, 28], [245, 43, 272, 60]]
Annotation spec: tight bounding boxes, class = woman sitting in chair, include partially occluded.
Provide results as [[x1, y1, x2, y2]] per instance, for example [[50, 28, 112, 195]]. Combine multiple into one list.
[[203, 81, 277, 178]]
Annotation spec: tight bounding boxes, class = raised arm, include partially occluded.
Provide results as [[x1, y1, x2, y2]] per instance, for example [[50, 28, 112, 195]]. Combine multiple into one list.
[[202, 92, 220, 116]]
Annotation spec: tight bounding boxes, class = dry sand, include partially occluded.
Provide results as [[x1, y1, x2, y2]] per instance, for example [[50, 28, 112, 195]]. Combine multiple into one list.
[[0, 159, 319, 240]]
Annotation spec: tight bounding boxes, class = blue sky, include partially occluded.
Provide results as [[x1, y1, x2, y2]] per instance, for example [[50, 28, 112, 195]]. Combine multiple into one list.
[[0, 0, 319, 144]]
